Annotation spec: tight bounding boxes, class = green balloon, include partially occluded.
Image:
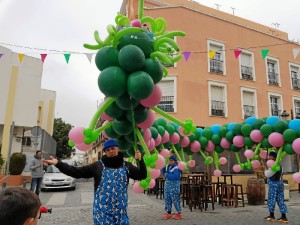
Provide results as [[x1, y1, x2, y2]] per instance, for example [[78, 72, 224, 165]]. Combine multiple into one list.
[[150, 127, 158, 139], [283, 129, 297, 143], [155, 117, 167, 127], [117, 138, 133, 151], [199, 137, 208, 147], [165, 124, 175, 135], [215, 145, 224, 153], [283, 143, 295, 155], [253, 119, 265, 129], [157, 126, 165, 136], [126, 105, 148, 124], [105, 126, 121, 139], [183, 147, 193, 155], [219, 127, 227, 137], [163, 141, 171, 149], [118, 45, 145, 73], [95, 46, 119, 71], [142, 58, 163, 84], [117, 32, 154, 58], [211, 134, 221, 145], [188, 133, 196, 142], [98, 66, 127, 98], [260, 124, 273, 137], [126, 147, 136, 157], [244, 137, 255, 148], [241, 124, 253, 136], [273, 120, 288, 133], [105, 102, 125, 119], [232, 124, 243, 135], [225, 131, 234, 142], [127, 71, 154, 99], [261, 137, 272, 148], [121, 150, 130, 158], [229, 144, 241, 152], [112, 119, 133, 135], [124, 133, 135, 143], [202, 128, 212, 139], [194, 130, 201, 140], [116, 93, 139, 110]]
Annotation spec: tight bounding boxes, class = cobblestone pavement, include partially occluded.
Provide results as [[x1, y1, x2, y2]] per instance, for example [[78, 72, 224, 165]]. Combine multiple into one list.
[[38, 180, 300, 225]]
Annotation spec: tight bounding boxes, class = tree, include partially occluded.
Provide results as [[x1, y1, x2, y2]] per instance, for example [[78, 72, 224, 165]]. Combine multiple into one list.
[[53, 118, 74, 159]]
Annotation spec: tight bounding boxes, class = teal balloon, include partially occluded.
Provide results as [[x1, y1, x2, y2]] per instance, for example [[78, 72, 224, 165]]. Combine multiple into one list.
[[98, 66, 127, 98], [232, 124, 243, 135], [260, 124, 273, 137], [211, 134, 221, 145], [273, 120, 288, 133], [105, 126, 121, 139], [157, 126, 165, 136], [112, 119, 133, 135], [283, 143, 295, 155], [244, 137, 255, 148], [225, 131, 234, 142], [241, 124, 253, 136], [266, 116, 280, 126], [142, 58, 163, 84], [155, 118, 167, 128], [283, 129, 297, 143], [126, 105, 148, 124], [215, 145, 224, 153], [150, 127, 158, 139], [245, 116, 257, 125], [95, 46, 119, 71], [105, 102, 125, 119], [165, 124, 175, 135], [116, 93, 139, 110], [199, 137, 208, 147], [253, 119, 265, 129], [127, 71, 154, 99], [118, 45, 145, 73], [202, 128, 212, 139], [219, 127, 227, 137]]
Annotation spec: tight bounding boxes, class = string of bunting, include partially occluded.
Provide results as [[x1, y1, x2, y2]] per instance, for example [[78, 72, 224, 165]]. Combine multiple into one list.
[[0, 41, 300, 64]]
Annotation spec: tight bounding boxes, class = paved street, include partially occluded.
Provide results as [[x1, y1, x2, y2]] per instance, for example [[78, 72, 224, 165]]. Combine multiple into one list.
[[37, 180, 300, 225]]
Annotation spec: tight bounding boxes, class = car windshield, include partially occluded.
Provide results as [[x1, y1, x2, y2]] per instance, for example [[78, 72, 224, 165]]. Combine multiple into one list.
[[46, 165, 61, 173]]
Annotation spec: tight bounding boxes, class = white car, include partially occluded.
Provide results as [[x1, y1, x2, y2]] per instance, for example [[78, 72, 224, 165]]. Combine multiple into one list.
[[41, 165, 76, 191]]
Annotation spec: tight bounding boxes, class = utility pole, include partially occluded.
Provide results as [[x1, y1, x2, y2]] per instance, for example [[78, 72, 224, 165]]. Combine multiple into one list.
[[215, 3, 221, 10], [230, 7, 235, 15], [5, 121, 15, 175]]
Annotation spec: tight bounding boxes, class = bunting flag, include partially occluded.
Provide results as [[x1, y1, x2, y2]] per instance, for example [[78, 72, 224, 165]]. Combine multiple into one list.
[[208, 51, 216, 59], [18, 54, 24, 63], [293, 48, 300, 59], [261, 49, 269, 59], [234, 49, 242, 58], [64, 54, 71, 63], [85, 53, 93, 63], [40, 54, 47, 63], [183, 51, 191, 61], [0, 53, 3, 59]]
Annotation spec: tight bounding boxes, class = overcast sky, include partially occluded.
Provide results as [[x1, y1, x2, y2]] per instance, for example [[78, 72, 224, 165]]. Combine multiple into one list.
[[1, 0, 299, 128]]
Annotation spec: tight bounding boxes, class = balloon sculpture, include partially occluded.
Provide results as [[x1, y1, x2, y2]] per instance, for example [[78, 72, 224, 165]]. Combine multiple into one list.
[[67, 0, 300, 192]]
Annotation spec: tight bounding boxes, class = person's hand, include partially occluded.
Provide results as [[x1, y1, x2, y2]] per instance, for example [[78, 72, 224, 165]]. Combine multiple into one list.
[[43, 156, 58, 166], [135, 150, 142, 161]]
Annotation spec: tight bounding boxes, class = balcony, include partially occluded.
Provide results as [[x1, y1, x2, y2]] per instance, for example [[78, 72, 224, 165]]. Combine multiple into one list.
[[211, 100, 225, 116], [292, 78, 300, 90], [268, 71, 279, 86], [210, 59, 223, 74], [157, 96, 174, 112], [271, 109, 282, 117], [243, 105, 255, 119], [241, 65, 253, 80]]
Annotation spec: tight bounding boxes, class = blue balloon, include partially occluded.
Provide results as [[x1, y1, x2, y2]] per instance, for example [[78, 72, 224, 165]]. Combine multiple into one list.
[[245, 116, 257, 125], [196, 127, 203, 137], [266, 116, 280, 126], [288, 119, 300, 131], [211, 124, 221, 134], [170, 122, 179, 130], [227, 122, 237, 132]]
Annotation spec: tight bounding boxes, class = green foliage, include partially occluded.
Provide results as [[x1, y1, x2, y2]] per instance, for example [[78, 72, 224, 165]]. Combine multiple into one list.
[[0, 154, 4, 168], [53, 118, 74, 159], [9, 153, 26, 175]]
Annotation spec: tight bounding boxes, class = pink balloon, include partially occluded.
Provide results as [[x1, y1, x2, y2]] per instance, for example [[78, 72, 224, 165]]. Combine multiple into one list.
[[101, 112, 112, 121], [148, 138, 155, 151], [149, 168, 161, 179], [266, 159, 275, 168], [251, 160, 261, 169], [149, 179, 156, 188], [180, 136, 190, 148], [292, 172, 300, 183], [133, 182, 144, 193], [160, 149, 170, 158], [205, 140, 215, 152], [131, 19, 142, 28], [161, 131, 170, 144], [102, 130, 109, 139], [233, 135, 244, 148], [68, 127, 85, 144], [143, 128, 151, 143], [75, 143, 93, 151], [177, 161, 186, 171], [250, 129, 264, 143], [268, 132, 284, 147], [259, 150, 268, 159], [154, 134, 162, 146], [178, 126, 191, 136], [213, 169, 222, 177], [220, 137, 230, 149], [232, 164, 241, 173], [140, 85, 162, 107], [155, 155, 165, 170], [190, 141, 201, 153], [219, 157, 227, 165], [170, 133, 180, 145], [244, 149, 254, 159], [137, 110, 155, 129], [292, 138, 300, 154], [188, 160, 196, 167]]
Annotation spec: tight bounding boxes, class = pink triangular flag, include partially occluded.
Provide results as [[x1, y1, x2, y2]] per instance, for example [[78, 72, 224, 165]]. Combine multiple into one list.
[[85, 53, 93, 63], [18, 54, 24, 63], [234, 50, 242, 59], [40, 54, 47, 63], [183, 52, 191, 61], [0, 54, 3, 59]]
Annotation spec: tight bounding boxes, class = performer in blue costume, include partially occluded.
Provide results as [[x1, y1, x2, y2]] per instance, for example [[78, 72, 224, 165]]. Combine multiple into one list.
[[44, 139, 147, 225]]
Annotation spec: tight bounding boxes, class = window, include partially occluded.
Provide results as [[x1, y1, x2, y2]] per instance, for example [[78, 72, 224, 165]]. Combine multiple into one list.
[[157, 77, 176, 112], [293, 97, 300, 119], [289, 63, 300, 90], [241, 88, 257, 119], [269, 93, 283, 116], [240, 51, 254, 81], [208, 40, 226, 75], [209, 82, 227, 117], [22, 137, 32, 146], [266, 57, 280, 86]]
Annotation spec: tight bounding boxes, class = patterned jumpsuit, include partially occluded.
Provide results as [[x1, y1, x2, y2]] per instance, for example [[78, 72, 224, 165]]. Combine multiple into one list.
[[93, 160, 130, 225]]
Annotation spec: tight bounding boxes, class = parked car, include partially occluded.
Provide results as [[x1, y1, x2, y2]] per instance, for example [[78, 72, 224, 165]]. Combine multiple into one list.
[[41, 165, 76, 191]]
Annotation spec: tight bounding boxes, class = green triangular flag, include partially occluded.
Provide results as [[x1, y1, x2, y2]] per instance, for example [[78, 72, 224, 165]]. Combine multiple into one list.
[[64, 54, 71, 63], [261, 49, 269, 59]]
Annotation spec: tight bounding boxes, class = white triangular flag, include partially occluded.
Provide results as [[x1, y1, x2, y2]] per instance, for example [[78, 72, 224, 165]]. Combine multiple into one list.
[[85, 53, 93, 63]]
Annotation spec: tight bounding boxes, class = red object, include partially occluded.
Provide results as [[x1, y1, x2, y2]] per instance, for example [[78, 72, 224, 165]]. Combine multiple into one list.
[[162, 213, 172, 220], [173, 213, 183, 220], [39, 206, 48, 213]]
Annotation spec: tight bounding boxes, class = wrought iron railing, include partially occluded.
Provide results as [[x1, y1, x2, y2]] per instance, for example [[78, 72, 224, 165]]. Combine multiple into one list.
[[157, 96, 174, 112], [243, 105, 255, 119], [209, 59, 223, 74], [241, 65, 253, 80], [211, 100, 225, 116], [292, 78, 300, 90], [271, 109, 282, 116], [268, 71, 279, 86]]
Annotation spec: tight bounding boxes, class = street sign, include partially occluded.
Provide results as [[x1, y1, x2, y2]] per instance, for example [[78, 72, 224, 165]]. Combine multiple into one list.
[[31, 126, 42, 136]]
